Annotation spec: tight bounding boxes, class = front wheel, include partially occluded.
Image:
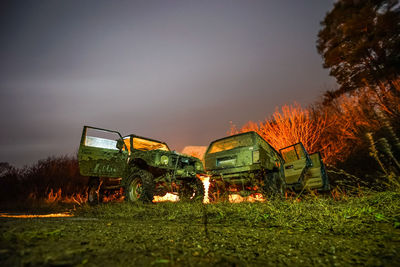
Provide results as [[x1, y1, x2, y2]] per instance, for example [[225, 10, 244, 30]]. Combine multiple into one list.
[[124, 170, 155, 203]]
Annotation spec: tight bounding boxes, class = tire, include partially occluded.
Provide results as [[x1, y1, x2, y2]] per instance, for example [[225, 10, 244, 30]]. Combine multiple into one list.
[[123, 169, 155, 203], [87, 177, 102, 205], [179, 178, 205, 202]]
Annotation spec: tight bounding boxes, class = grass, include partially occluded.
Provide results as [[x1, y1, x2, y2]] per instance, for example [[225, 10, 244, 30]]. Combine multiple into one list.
[[2, 191, 400, 266], [76, 191, 400, 235]]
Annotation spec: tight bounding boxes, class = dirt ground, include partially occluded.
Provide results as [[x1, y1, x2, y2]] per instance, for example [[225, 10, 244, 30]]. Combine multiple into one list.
[[1, 211, 400, 266]]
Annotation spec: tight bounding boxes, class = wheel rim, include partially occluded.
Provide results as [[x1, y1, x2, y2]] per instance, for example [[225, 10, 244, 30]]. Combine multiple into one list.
[[128, 178, 142, 201]]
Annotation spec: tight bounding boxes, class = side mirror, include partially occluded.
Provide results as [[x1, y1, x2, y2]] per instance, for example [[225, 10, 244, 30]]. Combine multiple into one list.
[[116, 139, 124, 152]]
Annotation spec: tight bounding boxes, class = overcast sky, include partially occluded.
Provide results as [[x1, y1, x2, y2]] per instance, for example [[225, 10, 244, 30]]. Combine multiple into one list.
[[0, 0, 336, 166]]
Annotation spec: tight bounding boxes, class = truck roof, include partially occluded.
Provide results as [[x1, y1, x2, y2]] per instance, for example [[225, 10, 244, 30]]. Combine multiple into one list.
[[208, 131, 258, 145], [206, 131, 282, 160]]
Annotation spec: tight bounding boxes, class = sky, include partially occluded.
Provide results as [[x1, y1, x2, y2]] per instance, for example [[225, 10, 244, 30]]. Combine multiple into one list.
[[0, 0, 336, 167]]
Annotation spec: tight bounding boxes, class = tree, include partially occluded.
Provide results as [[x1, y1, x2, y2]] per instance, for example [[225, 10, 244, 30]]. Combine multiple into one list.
[[231, 103, 329, 158], [317, 0, 400, 102]]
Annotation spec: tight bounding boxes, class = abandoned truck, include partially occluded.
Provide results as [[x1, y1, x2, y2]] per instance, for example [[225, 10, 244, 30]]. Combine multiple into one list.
[[204, 132, 286, 198], [78, 126, 205, 204], [204, 131, 329, 199]]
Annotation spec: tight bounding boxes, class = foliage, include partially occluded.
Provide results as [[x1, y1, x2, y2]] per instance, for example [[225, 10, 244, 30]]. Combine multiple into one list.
[[0, 156, 87, 205], [315, 0, 400, 181], [76, 191, 400, 235], [0, 163, 23, 202], [3, 192, 400, 266], [230, 103, 327, 155], [230, 100, 368, 164], [367, 126, 400, 190], [317, 0, 400, 100], [232, 82, 400, 185], [231, 0, 400, 184], [313, 92, 379, 163]]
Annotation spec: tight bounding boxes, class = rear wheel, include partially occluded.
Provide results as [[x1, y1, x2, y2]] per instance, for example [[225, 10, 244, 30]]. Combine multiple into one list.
[[124, 169, 155, 203]]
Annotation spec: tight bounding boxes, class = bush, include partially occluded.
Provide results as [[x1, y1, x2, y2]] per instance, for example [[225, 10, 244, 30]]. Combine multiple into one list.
[[0, 156, 87, 204]]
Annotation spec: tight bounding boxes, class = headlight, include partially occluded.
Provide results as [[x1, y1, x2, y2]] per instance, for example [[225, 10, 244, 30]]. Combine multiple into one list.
[[160, 155, 169, 165], [253, 150, 260, 163]]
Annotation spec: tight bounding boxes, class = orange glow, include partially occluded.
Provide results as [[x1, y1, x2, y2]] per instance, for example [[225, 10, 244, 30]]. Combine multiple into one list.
[[230, 102, 357, 164], [102, 188, 125, 203], [199, 175, 210, 204], [28, 188, 88, 205], [331, 187, 348, 201], [232, 78, 400, 165], [153, 193, 180, 202], [0, 212, 73, 218], [102, 194, 124, 203], [181, 146, 207, 161], [232, 103, 327, 155], [39, 188, 125, 204], [228, 193, 265, 203]]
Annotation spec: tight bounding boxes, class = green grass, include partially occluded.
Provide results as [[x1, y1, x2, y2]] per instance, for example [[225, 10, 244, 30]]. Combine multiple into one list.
[[76, 191, 400, 235], [2, 191, 400, 266]]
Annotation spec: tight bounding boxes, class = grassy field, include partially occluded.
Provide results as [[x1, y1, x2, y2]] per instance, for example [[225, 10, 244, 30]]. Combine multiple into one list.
[[1, 191, 400, 266]]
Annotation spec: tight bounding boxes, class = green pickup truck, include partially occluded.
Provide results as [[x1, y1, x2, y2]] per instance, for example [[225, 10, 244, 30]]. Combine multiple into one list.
[[204, 132, 330, 199], [204, 131, 286, 198]]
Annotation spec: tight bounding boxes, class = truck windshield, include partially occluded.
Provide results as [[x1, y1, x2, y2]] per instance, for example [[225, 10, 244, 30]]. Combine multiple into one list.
[[208, 134, 253, 154], [124, 137, 169, 151]]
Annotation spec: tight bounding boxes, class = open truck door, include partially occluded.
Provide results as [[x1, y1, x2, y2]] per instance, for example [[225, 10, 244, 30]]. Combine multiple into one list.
[[78, 126, 129, 178], [307, 152, 330, 191], [280, 143, 311, 191], [279, 143, 329, 191]]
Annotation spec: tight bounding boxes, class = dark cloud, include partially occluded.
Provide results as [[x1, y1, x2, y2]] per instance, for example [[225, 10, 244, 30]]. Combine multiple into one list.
[[0, 0, 336, 166]]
